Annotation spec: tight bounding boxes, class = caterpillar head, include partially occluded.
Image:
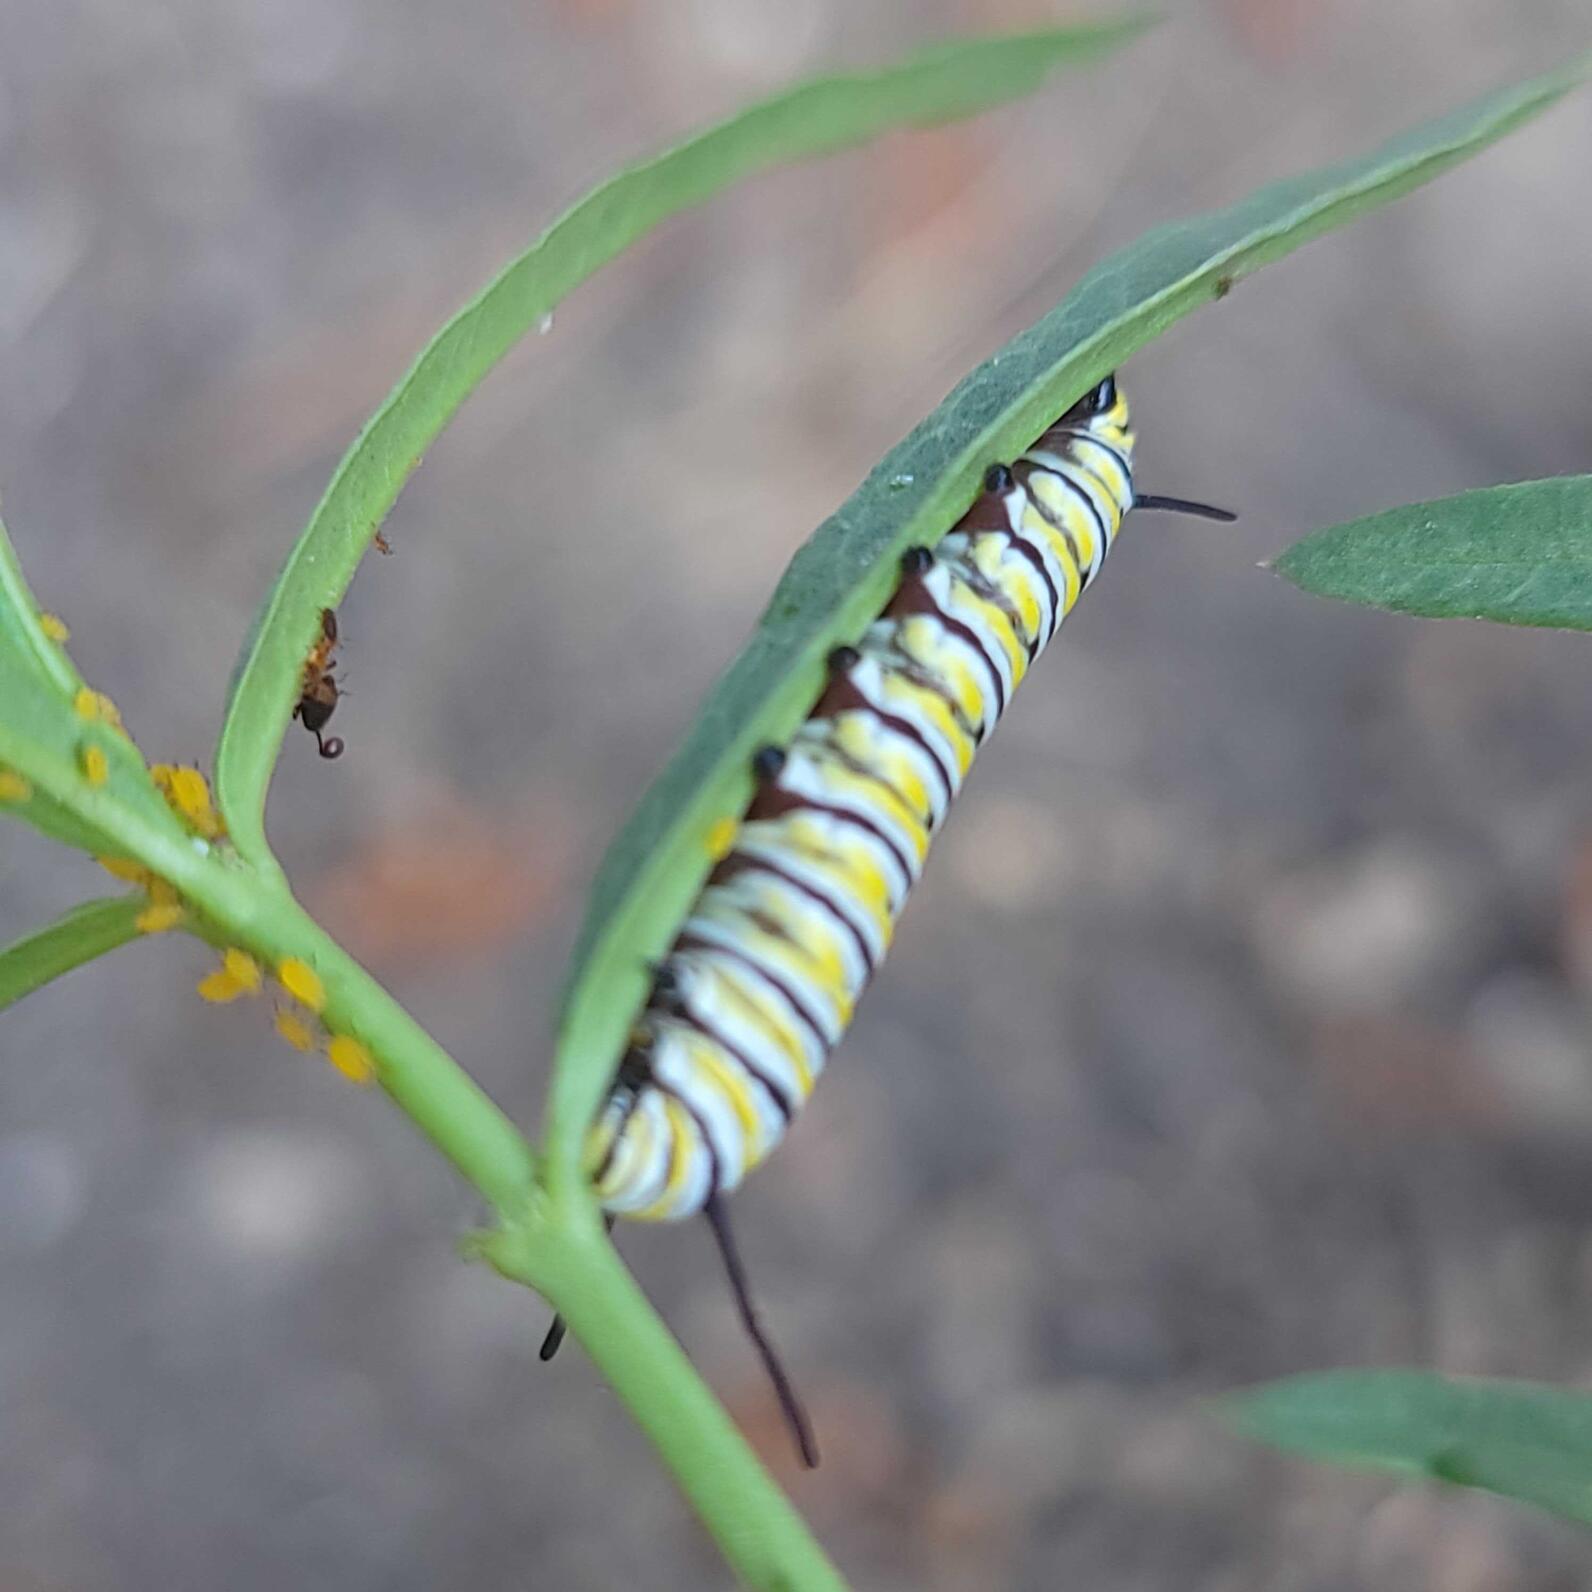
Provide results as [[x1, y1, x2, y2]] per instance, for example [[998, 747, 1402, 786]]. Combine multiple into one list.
[[1062, 374, 1117, 422], [1058, 372, 1132, 454]]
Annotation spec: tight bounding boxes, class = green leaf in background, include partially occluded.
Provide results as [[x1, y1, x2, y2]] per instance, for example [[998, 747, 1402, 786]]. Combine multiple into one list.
[[0, 896, 147, 1014], [212, 18, 1151, 868], [1225, 1369, 1592, 1526], [544, 58, 1588, 1182], [0, 517, 85, 698], [1274, 476, 1592, 630]]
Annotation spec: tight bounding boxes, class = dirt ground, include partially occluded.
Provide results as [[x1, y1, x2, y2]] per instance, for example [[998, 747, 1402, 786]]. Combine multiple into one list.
[[4, 2, 1592, 1587]]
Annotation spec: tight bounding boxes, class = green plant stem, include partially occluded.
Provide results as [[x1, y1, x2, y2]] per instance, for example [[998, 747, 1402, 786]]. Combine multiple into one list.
[[199, 868, 846, 1585], [5, 672, 835, 1582], [0, 707, 535, 1208], [193, 857, 843, 1584], [494, 1220, 850, 1592], [6, 728, 836, 1582], [213, 868, 845, 1586], [197, 874, 538, 1213]]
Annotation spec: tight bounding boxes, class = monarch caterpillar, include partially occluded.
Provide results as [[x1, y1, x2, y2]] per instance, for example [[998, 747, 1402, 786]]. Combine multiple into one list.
[[545, 374, 1233, 1463]]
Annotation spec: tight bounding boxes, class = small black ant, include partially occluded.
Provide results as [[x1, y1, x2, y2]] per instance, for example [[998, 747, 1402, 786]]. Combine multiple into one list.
[[294, 607, 345, 759]]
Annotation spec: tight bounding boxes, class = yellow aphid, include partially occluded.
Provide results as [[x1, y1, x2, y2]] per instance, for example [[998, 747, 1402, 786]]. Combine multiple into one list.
[[273, 1009, 316, 1053], [277, 957, 326, 1013], [38, 612, 70, 642], [222, 947, 262, 993], [196, 967, 246, 1003], [0, 769, 32, 802], [135, 899, 185, 935], [705, 816, 738, 860], [80, 744, 109, 786], [196, 944, 260, 1003], [326, 1035, 375, 1085], [98, 855, 149, 883], [161, 764, 223, 838], [167, 765, 210, 814], [72, 688, 121, 728]]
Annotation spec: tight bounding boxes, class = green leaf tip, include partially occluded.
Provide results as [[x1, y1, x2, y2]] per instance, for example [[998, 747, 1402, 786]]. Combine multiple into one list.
[[1225, 1368, 1592, 1527], [0, 896, 149, 1014], [0, 516, 87, 699], [212, 16, 1151, 870], [1274, 476, 1592, 631]]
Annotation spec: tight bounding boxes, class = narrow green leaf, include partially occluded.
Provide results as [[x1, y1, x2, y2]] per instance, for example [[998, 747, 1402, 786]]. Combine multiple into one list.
[[1274, 476, 1592, 630], [212, 19, 1151, 867], [545, 59, 1588, 1181], [1225, 1369, 1592, 1527], [1, 774, 126, 857], [0, 896, 147, 1013], [0, 516, 85, 697]]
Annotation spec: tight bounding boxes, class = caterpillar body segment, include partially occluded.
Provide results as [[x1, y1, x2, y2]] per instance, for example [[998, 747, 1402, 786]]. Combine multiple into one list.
[[590, 375, 1138, 1222]]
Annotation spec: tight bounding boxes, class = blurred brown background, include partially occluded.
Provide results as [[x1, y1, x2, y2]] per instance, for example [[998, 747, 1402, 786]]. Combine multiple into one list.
[[4, 1, 1592, 1587]]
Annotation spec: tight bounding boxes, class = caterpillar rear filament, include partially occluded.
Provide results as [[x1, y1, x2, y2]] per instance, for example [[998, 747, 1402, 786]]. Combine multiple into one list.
[[548, 374, 1233, 1464]]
